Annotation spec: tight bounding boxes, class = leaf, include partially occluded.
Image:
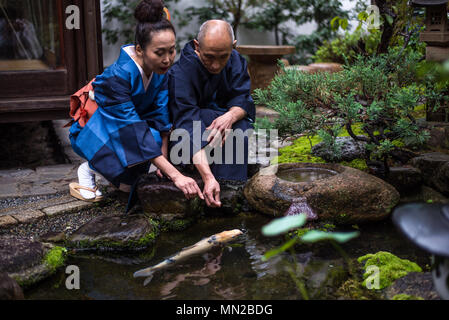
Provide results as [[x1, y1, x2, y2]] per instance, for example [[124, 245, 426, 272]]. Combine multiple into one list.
[[385, 15, 394, 26], [262, 214, 307, 237], [358, 11, 368, 21], [340, 18, 348, 30], [330, 16, 340, 31], [262, 237, 298, 261], [300, 230, 360, 243]]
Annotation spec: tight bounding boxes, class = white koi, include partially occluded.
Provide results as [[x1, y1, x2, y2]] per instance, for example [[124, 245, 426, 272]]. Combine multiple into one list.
[[133, 229, 243, 285]]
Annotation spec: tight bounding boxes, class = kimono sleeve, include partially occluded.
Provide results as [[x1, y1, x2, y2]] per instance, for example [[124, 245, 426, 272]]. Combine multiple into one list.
[[90, 68, 162, 168], [169, 70, 209, 161], [225, 52, 256, 122], [144, 75, 172, 133]]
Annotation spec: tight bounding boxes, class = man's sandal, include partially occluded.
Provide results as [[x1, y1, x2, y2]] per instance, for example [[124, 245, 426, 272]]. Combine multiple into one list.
[[69, 182, 104, 202]]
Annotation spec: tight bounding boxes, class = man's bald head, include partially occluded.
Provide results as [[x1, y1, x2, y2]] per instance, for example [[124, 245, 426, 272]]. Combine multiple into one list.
[[194, 20, 237, 74], [197, 20, 235, 48]]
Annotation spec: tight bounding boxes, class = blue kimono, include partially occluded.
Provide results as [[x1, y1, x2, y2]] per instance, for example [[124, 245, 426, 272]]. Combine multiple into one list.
[[69, 44, 171, 187], [168, 40, 255, 181]]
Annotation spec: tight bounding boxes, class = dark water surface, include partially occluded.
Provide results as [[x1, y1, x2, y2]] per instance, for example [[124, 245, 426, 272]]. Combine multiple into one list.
[[276, 168, 338, 183], [25, 213, 430, 300]]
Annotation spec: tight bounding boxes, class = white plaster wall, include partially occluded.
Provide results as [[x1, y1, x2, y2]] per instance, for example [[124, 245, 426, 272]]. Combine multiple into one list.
[[100, 0, 368, 67]]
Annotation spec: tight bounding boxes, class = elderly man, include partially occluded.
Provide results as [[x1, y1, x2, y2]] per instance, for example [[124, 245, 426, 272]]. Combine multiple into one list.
[[168, 20, 255, 208]]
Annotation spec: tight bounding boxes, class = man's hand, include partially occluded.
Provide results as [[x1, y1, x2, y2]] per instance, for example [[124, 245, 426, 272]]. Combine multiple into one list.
[[203, 177, 221, 208], [206, 107, 246, 147], [206, 112, 235, 148]]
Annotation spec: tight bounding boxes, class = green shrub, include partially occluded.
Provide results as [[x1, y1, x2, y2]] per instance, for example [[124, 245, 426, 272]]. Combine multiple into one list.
[[255, 49, 436, 171]]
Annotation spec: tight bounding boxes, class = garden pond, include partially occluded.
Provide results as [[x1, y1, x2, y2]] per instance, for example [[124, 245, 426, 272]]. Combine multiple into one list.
[[25, 212, 431, 300]]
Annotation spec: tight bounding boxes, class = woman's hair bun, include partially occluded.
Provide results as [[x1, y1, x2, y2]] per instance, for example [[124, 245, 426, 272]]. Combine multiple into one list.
[[134, 0, 165, 24]]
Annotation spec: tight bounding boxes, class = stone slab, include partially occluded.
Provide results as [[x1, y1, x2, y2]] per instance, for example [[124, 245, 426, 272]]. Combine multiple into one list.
[[11, 209, 45, 224], [0, 216, 18, 228], [42, 200, 93, 217]]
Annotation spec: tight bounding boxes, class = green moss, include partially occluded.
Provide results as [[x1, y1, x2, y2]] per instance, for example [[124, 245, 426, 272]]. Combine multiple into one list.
[[357, 251, 422, 290], [391, 294, 424, 300], [411, 104, 426, 119], [273, 124, 368, 172], [273, 134, 325, 165], [160, 217, 196, 232], [294, 228, 310, 238], [68, 219, 160, 251], [340, 159, 369, 172], [320, 223, 336, 232], [336, 277, 382, 300], [43, 246, 67, 272]]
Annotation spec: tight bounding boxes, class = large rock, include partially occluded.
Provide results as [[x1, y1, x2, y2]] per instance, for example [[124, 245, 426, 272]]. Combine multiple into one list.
[[137, 173, 249, 221], [0, 236, 66, 288], [243, 163, 400, 224], [382, 166, 423, 195], [311, 136, 367, 162], [399, 186, 449, 204], [137, 173, 205, 220], [384, 272, 440, 300], [410, 152, 449, 196], [66, 214, 159, 251], [426, 122, 449, 150], [0, 273, 24, 300]]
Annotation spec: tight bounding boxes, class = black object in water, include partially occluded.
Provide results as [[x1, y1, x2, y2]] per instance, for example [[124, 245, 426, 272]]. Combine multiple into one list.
[[392, 203, 449, 258]]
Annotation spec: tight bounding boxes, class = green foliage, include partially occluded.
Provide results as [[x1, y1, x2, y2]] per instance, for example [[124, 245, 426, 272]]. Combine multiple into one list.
[[313, 28, 381, 65], [256, 49, 435, 170], [102, 0, 180, 45], [314, 0, 426, 65], [288, 0, 349, 64], [358, 251, 422, 289], [176, 0, 262, 40], [300, 230, 360, 243], [245, 0, 302, 46], [262, 214, 307, 236]]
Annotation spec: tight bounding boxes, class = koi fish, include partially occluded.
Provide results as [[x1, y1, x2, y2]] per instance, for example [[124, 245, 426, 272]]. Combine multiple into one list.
[[133, 229, 243, 286]]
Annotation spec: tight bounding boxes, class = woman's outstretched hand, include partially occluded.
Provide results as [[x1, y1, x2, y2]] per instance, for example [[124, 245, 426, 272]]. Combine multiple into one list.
[[173, 174, 204, 200]]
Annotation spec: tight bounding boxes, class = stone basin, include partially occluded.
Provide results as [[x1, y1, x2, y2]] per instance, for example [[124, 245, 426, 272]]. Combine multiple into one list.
[[276, 167, 338, 183], [236, 45, 296, 91], [243, 163, 400, 224]]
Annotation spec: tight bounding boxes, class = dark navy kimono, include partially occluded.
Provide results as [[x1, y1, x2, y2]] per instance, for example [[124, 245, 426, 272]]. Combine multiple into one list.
[[69, 44, 171, 187], [168, 40, 255, 181]]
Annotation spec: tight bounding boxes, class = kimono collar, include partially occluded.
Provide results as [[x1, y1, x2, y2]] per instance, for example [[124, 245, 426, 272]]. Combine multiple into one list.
[[119, 44, 153, 91]]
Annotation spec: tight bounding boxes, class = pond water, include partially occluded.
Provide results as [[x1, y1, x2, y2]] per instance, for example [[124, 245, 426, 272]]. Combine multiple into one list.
[[276, 168, 338, 183], [25, 212, 431, 300]]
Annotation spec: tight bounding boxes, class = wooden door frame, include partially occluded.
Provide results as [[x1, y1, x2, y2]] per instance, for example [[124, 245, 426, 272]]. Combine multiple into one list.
[[0, 0, 103, 123]]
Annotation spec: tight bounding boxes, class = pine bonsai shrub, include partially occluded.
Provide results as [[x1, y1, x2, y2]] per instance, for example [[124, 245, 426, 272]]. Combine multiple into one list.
[[255, 48, 438, 173]]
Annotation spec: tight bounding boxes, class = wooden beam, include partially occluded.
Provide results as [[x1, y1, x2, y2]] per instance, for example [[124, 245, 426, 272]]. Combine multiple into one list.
[[0, 96, 70, 123]]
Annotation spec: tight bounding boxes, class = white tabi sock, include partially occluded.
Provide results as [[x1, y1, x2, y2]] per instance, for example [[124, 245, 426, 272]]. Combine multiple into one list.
[[78, 162, 102, 199]]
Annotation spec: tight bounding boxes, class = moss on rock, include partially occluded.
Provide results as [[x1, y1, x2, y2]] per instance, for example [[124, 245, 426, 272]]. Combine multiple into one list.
[[357, 251, 422, 290], [391, 293, 424, 300], [273, 124, 368, 172], [43, 246, 67, 272]]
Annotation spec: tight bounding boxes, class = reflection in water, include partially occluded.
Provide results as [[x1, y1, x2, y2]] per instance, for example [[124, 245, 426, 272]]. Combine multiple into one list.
[[160, 250, 224, 299], [243, 232, 283, 279], [277, 168, 337, 183]]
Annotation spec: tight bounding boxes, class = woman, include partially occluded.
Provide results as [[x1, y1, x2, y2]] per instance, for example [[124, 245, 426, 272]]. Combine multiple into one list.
[[69, 0, 203, 203]]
